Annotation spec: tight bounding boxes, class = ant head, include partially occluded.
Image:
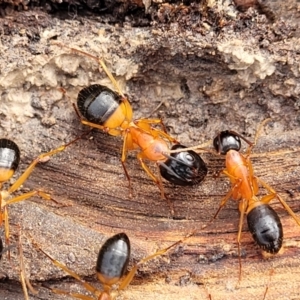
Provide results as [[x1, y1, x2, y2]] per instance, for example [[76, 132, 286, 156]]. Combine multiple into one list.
[[213, 131, 241, 155]]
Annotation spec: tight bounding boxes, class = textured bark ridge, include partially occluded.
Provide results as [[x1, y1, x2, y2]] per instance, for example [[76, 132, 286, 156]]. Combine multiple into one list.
[[0, 0, 300, 299]]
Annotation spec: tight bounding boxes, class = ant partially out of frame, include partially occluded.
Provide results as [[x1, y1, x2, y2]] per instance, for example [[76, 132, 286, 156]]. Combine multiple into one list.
[[54, 43, 208, 214], [36, 232, 194, 300], [170, 120, 300, 279], [0, 137, 80, 250]]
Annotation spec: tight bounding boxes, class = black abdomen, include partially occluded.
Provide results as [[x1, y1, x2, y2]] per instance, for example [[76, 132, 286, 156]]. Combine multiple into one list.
[[96, 233, 130, 280], [0, 139, 20, 172], [247, 204, 283, 254], [159, 144, 207, 186], [77, 84, 122, 124]]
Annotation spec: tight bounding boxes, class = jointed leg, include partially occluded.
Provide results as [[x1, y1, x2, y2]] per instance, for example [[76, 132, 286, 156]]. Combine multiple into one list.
[[258, 178, 300, 226], [118, 233, 191, 291], [210, 172, 242, 221], [36, 245, 100, 298], [18, 231, 37, 300], [135, 119, 178, 144], [53, 43, 124, 97], [136, 153, 174, 213], [121, 131, 133, 197], [237, 199, 248, 281], [49, 290, 95, 300], [156, 163, 174, 215], [167, 140, 214, 154], [79, 119, 123, 136], [8, 136, 82, 194], [246, 118, 271, 156], [4, 190, 56, 207], [245, 158, 259, 195], [2, 191, 58, 250], [136, 154, 162, 189]]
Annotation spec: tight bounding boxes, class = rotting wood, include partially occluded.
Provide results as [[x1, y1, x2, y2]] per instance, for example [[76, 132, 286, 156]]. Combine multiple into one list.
[[0, 1, 300, 299]]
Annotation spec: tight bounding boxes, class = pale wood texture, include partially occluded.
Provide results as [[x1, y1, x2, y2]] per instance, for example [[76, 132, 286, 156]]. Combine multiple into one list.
[[0, 1, 300, 299]]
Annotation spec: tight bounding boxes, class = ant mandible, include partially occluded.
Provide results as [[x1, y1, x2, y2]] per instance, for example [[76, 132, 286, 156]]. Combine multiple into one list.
[[211, 120, 300, 278], [36, 232, 190, 300], [55, 43, 207, 213], [0, 137, 80, 249]]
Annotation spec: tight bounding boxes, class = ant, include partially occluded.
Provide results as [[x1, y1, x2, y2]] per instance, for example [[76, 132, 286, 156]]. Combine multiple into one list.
[[54, 43, 207, 213], [36, 232, 191, 300], [0, 137, 80, 250], [211, 121, 300, 278], [170, 120, 300, 278]]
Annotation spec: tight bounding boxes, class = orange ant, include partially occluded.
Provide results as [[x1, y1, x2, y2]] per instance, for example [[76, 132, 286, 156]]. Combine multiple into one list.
[[36, 232, 191, 300], [210, 121, 300, 278], [0, 137, 80, 250], [170, 120, 300, 278], [54, 43, 207, 214]]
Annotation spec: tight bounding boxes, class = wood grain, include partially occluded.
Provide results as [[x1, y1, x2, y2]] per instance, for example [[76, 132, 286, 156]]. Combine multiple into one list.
[[1, 124, 299, 300]]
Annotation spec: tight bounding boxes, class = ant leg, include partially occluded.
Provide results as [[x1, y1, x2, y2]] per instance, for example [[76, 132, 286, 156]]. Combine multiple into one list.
[[8, 136, 82, 194], [135, 119, 178, 144], [135, 118, 170, 134], [245, 118, 271, 156], [3, 207, 9, 256], [263, 269, 274, 300], [257, 178, 300, 226], [78, 118, 123, 136], [121, 132, 134, 198], [18, 229, 37, 299], [50, 290, 95, 300], [156, 163, 175, 215], [136, 153, 174, 214], [168, 140, 214, 154], [54, 43, 124, 97], [246, 158, 259, 195], [237, 199, 248, 282], [209, 171, 242, 221], [35, 245, 100, 298], [3, 190, 57, 253], [118, 233, 191, 291], [5, 190, 57, 206], [156, 118, 168, 134]]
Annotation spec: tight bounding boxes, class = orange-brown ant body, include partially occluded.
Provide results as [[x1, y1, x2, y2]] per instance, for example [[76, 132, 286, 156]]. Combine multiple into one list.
[[37, 232, 190, 300], [57, 45, 207, 212], [170, 121, 300, 278], [211, 122, 300, 277], [0, 137, 79, 249]]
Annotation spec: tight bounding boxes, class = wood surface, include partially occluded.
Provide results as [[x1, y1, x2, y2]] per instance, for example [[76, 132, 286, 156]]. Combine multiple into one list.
[[1, 123, 300, 300], [0, 1, 299, 299]]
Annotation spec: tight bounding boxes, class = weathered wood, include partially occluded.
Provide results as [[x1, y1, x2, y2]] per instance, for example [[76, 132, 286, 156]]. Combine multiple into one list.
[[0, 124, 299, 300], [0, 1, 300, 299]]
